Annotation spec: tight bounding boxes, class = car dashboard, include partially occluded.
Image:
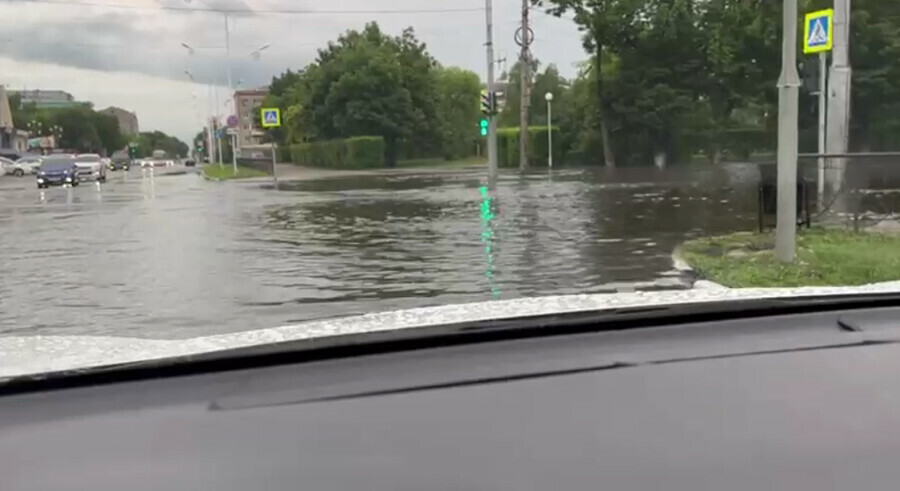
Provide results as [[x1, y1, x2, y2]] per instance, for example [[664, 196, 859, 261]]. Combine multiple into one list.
[[4, 302, 900, 490]]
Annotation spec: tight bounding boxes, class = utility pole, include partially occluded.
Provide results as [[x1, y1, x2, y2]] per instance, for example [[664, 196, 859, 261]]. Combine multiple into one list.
[[518, 0, 531, 170], [826, 0, 851, 198], [485, 0, 498, 185], [223, 12, 238, 174], [775, 0, 801, 262]]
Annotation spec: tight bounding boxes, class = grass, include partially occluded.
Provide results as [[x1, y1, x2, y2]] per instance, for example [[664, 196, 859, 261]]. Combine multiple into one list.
[[394, 156, 487, 169], [680, 227, 900, 288], [202, 164, 269, 180]]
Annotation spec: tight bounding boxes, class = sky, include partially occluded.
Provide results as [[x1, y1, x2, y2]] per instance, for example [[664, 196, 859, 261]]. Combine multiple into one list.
[[0, 0, 587, 144]]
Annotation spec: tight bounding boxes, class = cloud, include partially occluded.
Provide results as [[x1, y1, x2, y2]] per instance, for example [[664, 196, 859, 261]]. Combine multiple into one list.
[[0, 0, 586, 137]]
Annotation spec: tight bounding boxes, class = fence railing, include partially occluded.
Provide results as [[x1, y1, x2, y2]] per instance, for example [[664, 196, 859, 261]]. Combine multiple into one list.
[[759, 152, 900, 232]]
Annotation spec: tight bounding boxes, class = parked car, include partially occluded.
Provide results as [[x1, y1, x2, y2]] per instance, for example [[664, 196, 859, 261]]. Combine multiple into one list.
[[36, 156, 79, 188], [0, 157, 17, 176], [13, 156, 43, 176], [74, 154, 107, 182]]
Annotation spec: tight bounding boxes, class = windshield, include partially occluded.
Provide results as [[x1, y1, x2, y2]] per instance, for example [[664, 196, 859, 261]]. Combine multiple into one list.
[[1, 0, 899, 376], [39, 159, 75, 171]]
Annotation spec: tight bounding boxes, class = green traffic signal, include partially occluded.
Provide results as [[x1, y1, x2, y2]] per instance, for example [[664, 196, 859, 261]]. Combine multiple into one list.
[[480, 118, 489, 137]]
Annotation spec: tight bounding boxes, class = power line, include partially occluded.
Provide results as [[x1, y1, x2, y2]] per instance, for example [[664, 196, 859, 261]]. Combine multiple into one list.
[[2, 0, 485, 15]]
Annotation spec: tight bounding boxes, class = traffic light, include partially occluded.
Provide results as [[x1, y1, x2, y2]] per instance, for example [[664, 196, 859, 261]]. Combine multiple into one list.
[[480, 118, 489, 137], [480, 90, 495, 115], [128, 144, 138, 158]]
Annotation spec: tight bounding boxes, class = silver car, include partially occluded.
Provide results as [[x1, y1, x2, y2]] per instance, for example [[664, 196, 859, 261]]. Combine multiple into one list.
[[74, 154, 108, 182]]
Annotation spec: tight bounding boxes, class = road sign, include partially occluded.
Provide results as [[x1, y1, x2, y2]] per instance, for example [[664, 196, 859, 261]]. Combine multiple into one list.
[[226, 128, 238, 136], [804, 9, 833, 54], [217, 128, 226, 139], [261, 108, 281, 128], [227, 115, 239, 128]]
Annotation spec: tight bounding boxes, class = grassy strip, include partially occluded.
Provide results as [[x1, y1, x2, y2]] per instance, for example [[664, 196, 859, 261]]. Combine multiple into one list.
[[202, 164, 268, 180], [681, 228, 900, 287], [394, 156, 487, 168]]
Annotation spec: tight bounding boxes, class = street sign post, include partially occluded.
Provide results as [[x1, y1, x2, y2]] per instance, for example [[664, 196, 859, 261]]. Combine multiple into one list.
[[804, 9, 834, 211], [260, 108, 281, 182]]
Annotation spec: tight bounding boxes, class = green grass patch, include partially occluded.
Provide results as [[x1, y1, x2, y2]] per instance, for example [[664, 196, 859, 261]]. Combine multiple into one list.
[[681, 228, 900, 288], [394, 156, 486, 168], [202, 164, 268, 180]]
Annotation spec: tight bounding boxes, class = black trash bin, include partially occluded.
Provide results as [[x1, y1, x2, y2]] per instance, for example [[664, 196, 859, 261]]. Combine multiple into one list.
[[758, 165, 811, 232]]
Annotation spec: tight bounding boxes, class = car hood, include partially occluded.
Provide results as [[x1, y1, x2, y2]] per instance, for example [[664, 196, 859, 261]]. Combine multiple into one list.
[[2, 283, 900, 379]]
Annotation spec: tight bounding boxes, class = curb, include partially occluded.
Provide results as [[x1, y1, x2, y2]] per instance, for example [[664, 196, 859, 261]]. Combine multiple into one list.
[[671, 246, 729, 290]]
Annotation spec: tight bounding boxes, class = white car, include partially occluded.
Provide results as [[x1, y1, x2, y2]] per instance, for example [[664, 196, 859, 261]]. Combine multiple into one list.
[[0, 157, 17, 176], [14, 156, 43, 176], [74, 154, 108, 182], [1, 156, 42, 177]]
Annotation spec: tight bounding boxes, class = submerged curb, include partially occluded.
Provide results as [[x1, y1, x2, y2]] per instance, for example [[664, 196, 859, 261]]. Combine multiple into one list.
[[671, 246, 729, 290]]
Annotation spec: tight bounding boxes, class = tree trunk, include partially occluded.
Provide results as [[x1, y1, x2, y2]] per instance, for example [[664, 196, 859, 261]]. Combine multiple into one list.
[[601, 118, 615, 168], [593, 39, 615, 168]]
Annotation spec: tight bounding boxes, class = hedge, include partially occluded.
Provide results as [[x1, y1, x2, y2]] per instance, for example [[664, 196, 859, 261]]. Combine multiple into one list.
[[289, 136, 385, 169], [496, 126, 562, 168]]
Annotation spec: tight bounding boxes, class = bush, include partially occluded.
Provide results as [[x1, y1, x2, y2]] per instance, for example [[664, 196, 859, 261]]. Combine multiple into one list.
[[289, 136, 386, 169], [496, 126, 562, 168]]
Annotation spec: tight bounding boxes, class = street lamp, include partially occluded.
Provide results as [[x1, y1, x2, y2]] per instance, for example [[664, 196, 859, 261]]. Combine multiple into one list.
[[545, 92, 554, 170], [250, 44, 270, 61]]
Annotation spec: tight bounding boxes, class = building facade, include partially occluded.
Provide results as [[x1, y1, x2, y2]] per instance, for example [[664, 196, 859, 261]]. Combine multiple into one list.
[[99, 106, 139, 135], [233, 88, 269, 148], [10, 89, 82, 109]]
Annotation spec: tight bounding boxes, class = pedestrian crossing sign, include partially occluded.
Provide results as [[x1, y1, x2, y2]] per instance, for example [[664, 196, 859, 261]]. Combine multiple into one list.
[[261, 108, 281, 128], [804, 9, 833, 54]]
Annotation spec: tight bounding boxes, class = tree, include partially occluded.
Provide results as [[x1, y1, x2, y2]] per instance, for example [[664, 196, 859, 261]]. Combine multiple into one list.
[[435, 66, 482, 159]]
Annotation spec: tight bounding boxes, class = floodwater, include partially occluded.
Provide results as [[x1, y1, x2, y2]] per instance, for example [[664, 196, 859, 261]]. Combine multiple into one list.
[[0, 163, 763, 339]]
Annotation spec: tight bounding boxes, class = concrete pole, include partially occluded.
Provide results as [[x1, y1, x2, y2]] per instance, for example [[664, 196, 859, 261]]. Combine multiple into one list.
[[817, 52, 827, 211], [223, 12, 238, 174], [518, 0, 531, 170], [485, 0, 498, 187], [826, 0, 852, 198], [775, 0, 801, 263]]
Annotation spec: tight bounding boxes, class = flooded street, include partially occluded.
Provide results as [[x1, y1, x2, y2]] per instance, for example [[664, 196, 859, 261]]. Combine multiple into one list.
[[0, 164, 762, 339]]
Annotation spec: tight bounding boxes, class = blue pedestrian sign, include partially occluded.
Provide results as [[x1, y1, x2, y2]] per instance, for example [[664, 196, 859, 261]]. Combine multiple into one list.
[[804, 9, 833, 54], [261, 108, 281, 128]]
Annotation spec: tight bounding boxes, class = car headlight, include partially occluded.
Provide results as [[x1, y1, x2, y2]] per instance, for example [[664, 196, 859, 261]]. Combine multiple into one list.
[[38, 171, 46, 176]]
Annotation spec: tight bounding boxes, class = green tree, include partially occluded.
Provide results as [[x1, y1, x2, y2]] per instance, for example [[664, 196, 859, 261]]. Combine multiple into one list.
[[435, 66, 482, 159]]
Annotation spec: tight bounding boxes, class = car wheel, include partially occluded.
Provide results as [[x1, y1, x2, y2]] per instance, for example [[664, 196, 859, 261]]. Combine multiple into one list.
[[13, 169, 24, 177], [72, 180, 79, 187]]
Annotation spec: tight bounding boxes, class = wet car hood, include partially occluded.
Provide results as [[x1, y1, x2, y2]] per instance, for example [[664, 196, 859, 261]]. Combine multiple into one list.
[[2, 283, 900, 379]]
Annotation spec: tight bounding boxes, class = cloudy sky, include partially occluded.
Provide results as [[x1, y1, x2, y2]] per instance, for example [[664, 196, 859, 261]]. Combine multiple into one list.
[[0, 0, 586, 143]]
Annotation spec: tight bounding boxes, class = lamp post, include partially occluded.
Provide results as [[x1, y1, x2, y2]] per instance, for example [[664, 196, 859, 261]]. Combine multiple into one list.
[[545, 92, 553, 170]]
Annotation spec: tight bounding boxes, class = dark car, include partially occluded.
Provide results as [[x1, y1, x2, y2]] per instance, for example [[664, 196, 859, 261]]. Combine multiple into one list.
[[36, 156, 79, 188]]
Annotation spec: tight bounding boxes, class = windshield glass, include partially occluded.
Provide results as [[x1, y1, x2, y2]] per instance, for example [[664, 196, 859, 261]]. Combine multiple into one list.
[[40, 159, 74, 170], [1, 0, 899, 376]]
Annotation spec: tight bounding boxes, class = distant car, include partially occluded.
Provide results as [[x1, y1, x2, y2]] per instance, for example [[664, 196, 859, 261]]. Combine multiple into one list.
[[74, 154, 107, 182], [36, 156, 79, 188], [13, 156, 43, 176], [184, 159, 196, 167], [0, 157, 17, 176]]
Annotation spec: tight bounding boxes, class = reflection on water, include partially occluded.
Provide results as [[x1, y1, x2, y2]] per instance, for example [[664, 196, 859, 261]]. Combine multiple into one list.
[[0, 163, 821, 339]]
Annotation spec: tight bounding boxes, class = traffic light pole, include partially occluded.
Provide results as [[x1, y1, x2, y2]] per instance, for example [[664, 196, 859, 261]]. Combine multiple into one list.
[[485, 0, 498, 186]]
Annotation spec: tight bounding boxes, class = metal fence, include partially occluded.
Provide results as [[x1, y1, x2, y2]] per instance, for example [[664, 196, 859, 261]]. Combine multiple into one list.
[[773, 152, 900, 231]]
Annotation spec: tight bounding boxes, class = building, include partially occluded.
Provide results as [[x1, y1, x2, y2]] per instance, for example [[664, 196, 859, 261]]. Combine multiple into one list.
[[233, 88, 268, 148], [99, 106, 139, 135], [0, 86, 29, 155], [10, 89, 83, 109]]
